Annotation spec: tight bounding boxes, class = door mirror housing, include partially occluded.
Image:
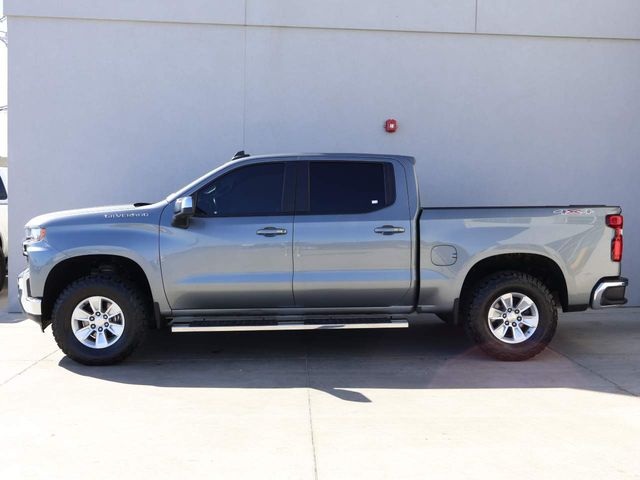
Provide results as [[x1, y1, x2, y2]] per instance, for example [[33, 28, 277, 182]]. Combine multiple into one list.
[[172, 196, 195, 228]]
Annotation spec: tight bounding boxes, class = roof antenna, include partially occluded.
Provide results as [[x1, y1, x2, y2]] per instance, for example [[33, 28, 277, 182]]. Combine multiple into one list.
[[232, 150, 250, 160]]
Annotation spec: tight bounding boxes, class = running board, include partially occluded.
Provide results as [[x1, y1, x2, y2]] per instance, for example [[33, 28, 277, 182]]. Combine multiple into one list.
[[171, 318, 409, 333]]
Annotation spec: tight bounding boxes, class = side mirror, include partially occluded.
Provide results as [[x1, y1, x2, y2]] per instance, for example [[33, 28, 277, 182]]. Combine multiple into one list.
[[172, 196, 195, 228]]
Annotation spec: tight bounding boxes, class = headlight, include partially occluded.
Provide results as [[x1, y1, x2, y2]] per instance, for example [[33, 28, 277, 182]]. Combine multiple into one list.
[[25, 227, 46, 242]]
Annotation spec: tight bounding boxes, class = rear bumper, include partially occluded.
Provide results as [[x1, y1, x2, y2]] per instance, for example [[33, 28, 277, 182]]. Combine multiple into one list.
[[18, 269, 43, 324], [591, 277, 628, 309]]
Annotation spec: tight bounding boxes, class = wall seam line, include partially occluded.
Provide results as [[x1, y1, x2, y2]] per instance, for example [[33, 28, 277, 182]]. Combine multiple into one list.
[[475, 0, 478, 33], [242, 0, 247, 149], [5, 14, 640, 43]]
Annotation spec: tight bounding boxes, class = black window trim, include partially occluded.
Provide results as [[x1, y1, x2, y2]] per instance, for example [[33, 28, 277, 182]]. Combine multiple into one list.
[[193, 161, 296, 218], [295, 160, 397, 216]]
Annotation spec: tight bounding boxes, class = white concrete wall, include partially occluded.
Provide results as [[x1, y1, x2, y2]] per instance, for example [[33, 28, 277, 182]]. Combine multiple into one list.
[[6, 0, 640, 309]]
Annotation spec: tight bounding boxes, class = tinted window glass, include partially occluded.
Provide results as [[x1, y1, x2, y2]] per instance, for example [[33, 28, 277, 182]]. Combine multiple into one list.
[[309, 162, 392, 214], [0, 178, 6, 201], [196, 163, 285, 217]]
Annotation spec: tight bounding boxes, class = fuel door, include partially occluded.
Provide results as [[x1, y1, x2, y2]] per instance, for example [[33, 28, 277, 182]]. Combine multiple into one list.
[[431, 245, 458, 266]]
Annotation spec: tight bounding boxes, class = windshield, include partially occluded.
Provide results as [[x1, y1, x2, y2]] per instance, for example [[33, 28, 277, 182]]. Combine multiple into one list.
[[165, 160, 236, 203]]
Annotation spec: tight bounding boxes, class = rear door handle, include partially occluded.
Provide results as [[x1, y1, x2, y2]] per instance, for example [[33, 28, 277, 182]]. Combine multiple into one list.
[[374, 225, 405, 235], [257, 227, 288, 237]]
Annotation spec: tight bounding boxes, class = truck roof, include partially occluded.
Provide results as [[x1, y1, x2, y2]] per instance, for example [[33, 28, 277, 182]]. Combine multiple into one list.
[[233, 153, 416, 165], [168, 152, 416, 203]]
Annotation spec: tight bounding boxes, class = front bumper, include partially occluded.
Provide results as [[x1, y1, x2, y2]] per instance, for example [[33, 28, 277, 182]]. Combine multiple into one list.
[[18, 269, 43, 323], [591, 277, 628, 309]]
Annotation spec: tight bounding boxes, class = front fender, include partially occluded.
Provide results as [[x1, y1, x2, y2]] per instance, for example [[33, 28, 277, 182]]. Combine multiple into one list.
[[41, 222, 168, 311]]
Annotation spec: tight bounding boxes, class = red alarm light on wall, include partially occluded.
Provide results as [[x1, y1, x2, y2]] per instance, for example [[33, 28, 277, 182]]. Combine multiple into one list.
[[385, 119, 398, 133]]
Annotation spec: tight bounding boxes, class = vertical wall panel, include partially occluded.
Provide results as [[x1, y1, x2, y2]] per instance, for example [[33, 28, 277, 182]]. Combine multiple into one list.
[[246, 0, 476, 33], [4, 0, 246, 25], [8, 18, 245, 308], [245, 28, 640, 302], [478, 0, 640, 40]]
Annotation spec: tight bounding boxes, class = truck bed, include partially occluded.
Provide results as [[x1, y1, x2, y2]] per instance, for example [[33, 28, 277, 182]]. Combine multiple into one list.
[[417, 205, 621, 312]]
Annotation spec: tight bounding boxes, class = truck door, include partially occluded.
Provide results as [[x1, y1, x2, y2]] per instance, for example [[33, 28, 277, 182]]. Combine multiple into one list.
[[292, 160, 413, 309], [160, 161, 295, 311]]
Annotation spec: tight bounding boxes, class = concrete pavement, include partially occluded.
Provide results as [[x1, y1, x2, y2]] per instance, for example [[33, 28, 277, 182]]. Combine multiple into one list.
[[1, 295, 639, 479]]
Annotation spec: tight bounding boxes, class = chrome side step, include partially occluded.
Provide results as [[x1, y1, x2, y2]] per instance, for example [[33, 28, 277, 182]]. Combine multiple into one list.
[[171, 318, 409, 333]]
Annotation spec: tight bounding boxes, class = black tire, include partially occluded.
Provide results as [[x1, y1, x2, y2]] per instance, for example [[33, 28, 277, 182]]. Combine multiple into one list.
[[463, 271, 557, 361], [0, 250, 5, 292], [52, 275, 148, 365]]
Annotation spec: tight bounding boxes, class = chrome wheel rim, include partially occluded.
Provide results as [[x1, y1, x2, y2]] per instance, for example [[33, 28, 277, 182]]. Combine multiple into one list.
[[71, 296, 125, 349], [487, 292, 539, 344]]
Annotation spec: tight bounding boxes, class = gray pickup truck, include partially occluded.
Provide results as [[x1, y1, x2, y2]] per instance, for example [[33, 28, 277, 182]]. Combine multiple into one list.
[[19, 153, 627, 365]]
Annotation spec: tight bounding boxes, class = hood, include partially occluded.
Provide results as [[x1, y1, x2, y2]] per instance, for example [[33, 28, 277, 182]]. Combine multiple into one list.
[[26, 202, 166, 228]]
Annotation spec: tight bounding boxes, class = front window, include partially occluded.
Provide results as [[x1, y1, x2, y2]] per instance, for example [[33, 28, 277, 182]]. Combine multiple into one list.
[[195, 162, 286, 217]]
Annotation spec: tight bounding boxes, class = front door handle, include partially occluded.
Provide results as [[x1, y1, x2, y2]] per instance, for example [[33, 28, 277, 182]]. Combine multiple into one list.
[[374, 225, 405, 235], [257, 227, 288, 237]]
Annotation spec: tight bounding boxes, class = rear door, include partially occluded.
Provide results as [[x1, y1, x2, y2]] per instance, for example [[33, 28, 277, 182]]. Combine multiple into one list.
[[292, 159, 413, 309]]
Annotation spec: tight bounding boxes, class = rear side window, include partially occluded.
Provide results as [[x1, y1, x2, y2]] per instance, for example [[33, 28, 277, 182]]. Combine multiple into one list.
[[196, 162, 285, 217], [308, 161, 395, 214], [0, 178, 6, 201]]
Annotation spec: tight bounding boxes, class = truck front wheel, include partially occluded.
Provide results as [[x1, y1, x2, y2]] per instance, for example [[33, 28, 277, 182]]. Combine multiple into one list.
[[51, 276, 148, 365], [464, 271, 558, 361]]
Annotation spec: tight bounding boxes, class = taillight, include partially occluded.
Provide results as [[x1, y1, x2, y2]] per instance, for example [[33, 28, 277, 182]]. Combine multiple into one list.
[[606, 214, 623, 262], [607, 215, 623, 228]]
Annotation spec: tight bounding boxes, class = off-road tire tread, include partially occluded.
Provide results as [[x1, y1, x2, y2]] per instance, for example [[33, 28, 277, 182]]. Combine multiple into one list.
[[464, 271, 557, 361], [52, 275, 148, 365]]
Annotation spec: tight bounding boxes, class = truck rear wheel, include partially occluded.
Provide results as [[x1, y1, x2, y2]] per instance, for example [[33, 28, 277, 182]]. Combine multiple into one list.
[[463, 271, 557, 361], [51, 276, 148, 365]]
